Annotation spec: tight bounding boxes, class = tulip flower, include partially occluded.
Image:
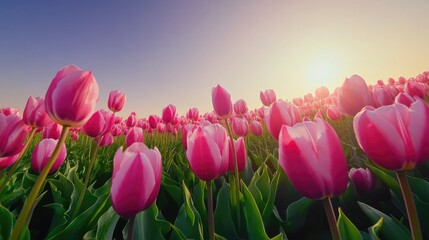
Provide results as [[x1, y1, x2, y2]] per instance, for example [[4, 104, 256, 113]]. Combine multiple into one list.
[[212, 84, 232, 119], [0, 107, 20, 116], [348, 168, 374, 194], [0, 154, 19, 169], [227, 137, 247, 172], [326, 105, 342, 121], [45, 65, 99, 127], [23, 96, 51, 128], [148, 115, 158, 129], [82, 109, 114, 139], [111, 142, 162, 217], [405, 81, 425, 99], [233, 99, 248, 115], [338, 74, 373, 116], [126, 126, 144, 147], [250, 120, 263, 136], [99, 133, 114, 147], [162, 104, 176, 124], [31, 138, 67, 173], [0, 113, 28, 157], [265, 100, 301, 140], [315, 86, 330, 99], [260, 89, 276, 106], [395, 92, 416, 107], [43, 122, 63, 139], [126, 112, 137, 127], [108, 90, 126, 113], [231, 117, 249, 137]]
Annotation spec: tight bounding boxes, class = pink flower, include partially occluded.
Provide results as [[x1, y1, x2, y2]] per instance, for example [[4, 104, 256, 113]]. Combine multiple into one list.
[[0, 154, 19, 169], [99, 133, 114, 147], [212, 84, 232, 119], [45, 65, 99, 127], [186, 107, 199, 122], [228, 137, 247, 172], [348, 168, 374, 194], [0, 113, 28, 157], [31, 138, 67, 173], [278, 118, 348, 199], [326, 105, 342, 121], [23, 96, 52, 128], [125, 126, 144, 147], [338, 74, 373, 116], [162, 104, 176, 124], [260, 89, 276, 107], [250, 120, 263, 136], [126, 112, 137, 127], [43, 122, 63, 139], [231, 117, 249, 137], [233, 99, 248, 116], [148, 115, 158, 129], [405, 81, 425, 99], [265, 100, 301, 140], [111, 143, 162, 217], [353, 100, 429, 171], [108, 90, 126, 113], [186, 123, 229, 181], [315, 86, 330, 99], [82, 109, 114, 138]]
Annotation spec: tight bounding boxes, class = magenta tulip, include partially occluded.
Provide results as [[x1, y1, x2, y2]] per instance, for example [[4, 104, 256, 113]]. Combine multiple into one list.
[[326, 105, 342, 121], [31, 138, 67, 173], [182, 124, 196, 150], [395, 92, 416, 107], [186, 107, 199, 122], [45, 65, 99, 127], [186, 123, 229, 181], [162, 104, 176, 124], [0, 107, 19, 116], [348, 168, 374, 194], [108, 90, 126, 113], [338, 74, 373, 116], [111, 142, 162, 217], [0, 113, 28, 157], [278, 118, 348, 199], [0, 154, 19, 169], [353, 100, 429, 171], [250, 120, 263, 136], [23, 96, 51, 128], [227, 137, 247, 172], [99, 133, 114, 147], [315, 86, 330, 99], [233, 99, 248, 116], [265, 100, 301, 140], [211, 84, 232, 119], [82, 109, 114, 138], [405, 81, 425, 99], [260, 89, 276, 107], [125, 126, 144, 147], [148, 115, 158, 129], [231, 117, 249, 137], [126, 112, 137, 127], [43, 122, 63, 139]]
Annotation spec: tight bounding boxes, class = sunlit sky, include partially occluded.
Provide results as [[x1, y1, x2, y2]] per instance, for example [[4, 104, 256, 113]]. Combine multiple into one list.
[[1, 1, 428, 118]]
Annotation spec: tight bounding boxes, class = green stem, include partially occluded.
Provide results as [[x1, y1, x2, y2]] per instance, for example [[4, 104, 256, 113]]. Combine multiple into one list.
[[128, 215, 136, 240], [396, 171, 423, 240], [322, 197, 341, 240], [0, 128, 37, 193], [72, 140, 100, 218], [207, 180, 215, 240], [10, 126, 70, 240]]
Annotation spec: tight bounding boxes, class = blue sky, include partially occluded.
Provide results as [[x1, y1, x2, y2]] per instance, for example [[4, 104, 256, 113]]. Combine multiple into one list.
[[1, 1, 429, 118]]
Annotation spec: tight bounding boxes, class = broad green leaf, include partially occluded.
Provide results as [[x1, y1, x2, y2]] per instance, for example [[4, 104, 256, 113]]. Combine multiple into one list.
[[337, 208, 362, 240], [161, 176, 183, 206], [262, 171, 281, 232], [0, 204, 13, 240], [282, 197, 314, 233], [213, 180, 240, 240], [95, 207, 119, 240], [368, 217, 383, 240]]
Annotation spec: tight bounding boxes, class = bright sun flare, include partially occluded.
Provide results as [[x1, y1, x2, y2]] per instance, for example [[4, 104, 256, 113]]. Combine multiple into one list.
[[306, 57, 339, 88]]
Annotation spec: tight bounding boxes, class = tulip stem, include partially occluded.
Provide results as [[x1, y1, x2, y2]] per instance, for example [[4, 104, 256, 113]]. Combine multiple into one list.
[[322, 197, 341, 240], [207, 180, 215, 240], [0, 128, 37, 193], [10, 126, 70, 240], [128, 215, 135, 240], [396, 171, 423, 240], [73, 140, 100, 218]]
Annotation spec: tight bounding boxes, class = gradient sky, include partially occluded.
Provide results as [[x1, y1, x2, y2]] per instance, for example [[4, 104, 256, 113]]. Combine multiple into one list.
[[1, 1, 429, 118]]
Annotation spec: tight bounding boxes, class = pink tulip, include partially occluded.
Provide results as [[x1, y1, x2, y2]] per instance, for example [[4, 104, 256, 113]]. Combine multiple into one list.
[[278, 118, 348, 199], [212, 84, 233, 119], [348, 168, 374, 194], [71, 131, 79, 141], [82, 109, 114, 138], [162, 104, 176, 124], [372, 86, 395, 108], [338, 74, 373, 116], [99, 133, 114, 147], [228, 137, 247, 172], [125, 126, 144, 147], [394, 92, 416, 107], [405, 81, 425, 99], [111, 142, 162, 217], [315, 86, 330, 99], [0, 107, 19, 116], [186, 107, 199, 122], [250, 120, 263, 136], [43, 122, 63, 139], [186, 123, 229, 181], [326, 105, 341, 121], [148, 115, 158, 129], [0, 113, 28, 157], [111, 124, 123, 136], [157, 123, 166, 133], [45, 65, 99, 127], [181, 124, 196, 150], [126, 112, 137, 127], [231, 117, 249, 137], [260, 89, 276, 106], [23, 96, 52, 128], [233, 99, 248, 116], [108, 90, 126, 113], [0, 153, 19, 169], [31, 138, 67, 173], [354, 100, 429, 171], [265, 100, 301, 140]]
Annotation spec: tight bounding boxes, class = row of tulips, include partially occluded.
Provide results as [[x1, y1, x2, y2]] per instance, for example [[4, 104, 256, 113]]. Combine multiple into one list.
[[1, 64, 429, 239]]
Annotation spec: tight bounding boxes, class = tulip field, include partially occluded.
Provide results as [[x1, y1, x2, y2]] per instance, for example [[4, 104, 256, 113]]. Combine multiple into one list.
[[1, 66, 429, 240]]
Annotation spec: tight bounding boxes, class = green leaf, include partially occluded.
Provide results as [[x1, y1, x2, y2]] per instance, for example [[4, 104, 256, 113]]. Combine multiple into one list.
[[358, 202, 410, 240], [262, 171, 281, 232], [337, 208, 362, 240], [94, 207, 120, 240], [368, 217, 383, 240], [282, 197, 314, 233], [0, 204, 13, 240], [161, 176, 183, 206], [129, 204, 171, 240], [365, 164, 401, 196], [213, 180, 240, 240]]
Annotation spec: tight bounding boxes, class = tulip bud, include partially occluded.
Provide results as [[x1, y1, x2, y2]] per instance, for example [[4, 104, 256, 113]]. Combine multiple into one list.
[[348, 168, 374, 194], [31, 138, 67, 173], [231, 117, 249, 137], [233, 99, 248, 116], [212, 84, 233, 119], [265, 100, 301, 140], [228, 137, 247, 172], [260, 89, 276, 107], [315, 86, 330, 99], [99, 133, 114, 147], [43, 122, 63, 139], [125, 126, 144, 147], [0, 154, 19, 169], [0, 113, 28, 157], [23, 96, 52, 128], [250, 120, 263, 136], [108, 90, 126, 113], [338, 74, 373, 116], [82, 109, 114, 138], [162, 104, 176, 123]]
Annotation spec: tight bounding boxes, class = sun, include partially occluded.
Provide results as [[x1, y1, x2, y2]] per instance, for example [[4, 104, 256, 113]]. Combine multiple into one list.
[[306, 56, 340, 89]]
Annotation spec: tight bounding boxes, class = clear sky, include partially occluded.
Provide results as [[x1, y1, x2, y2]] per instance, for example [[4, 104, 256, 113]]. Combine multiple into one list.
[[1, 1, 428, 118]]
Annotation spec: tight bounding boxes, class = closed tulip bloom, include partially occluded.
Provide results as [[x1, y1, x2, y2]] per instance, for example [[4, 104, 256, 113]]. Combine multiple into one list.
[[23, 96, 52, 128], [45, 65, 99, 127], [0, 153, 19, 169], [338, 74, 373, 116], [265, 100, 301, 140], [99, 133, 114, 147], [157, 123, 166, 133], [212, 84, 233, 119], [348, 168, 374, 194], [125, 126, 144, 147], [228, 137, 247, 172], [108, 90, 126, 113], [43, 122, 63, 139], [0, 107, 20, 117], [278, 119, 348, 199], [31, 138, 67, 173], [162, 104, 176, 123], [111, 142, 162, 217], [315, 86, 330, 99], [0, 113, 28, 157], [250, 120, 263, 136], [232, 117, 249, 137], [71, 131, 79, 141], [353, 100, 429, 171], [394, 92, 416, 107], [82, 110, 114, 138], [234, 99, 248, 115], [326, 105, 342, 121], [260, 89, 276, 107], [405, 81, 425, 99], [186, 108, 199, 122], [148, 115, 158, 129], [372, 86, 395, 108], [126, 112, 137, 127], [182, 124, 196, 150], [186, 123, 229, 181]]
